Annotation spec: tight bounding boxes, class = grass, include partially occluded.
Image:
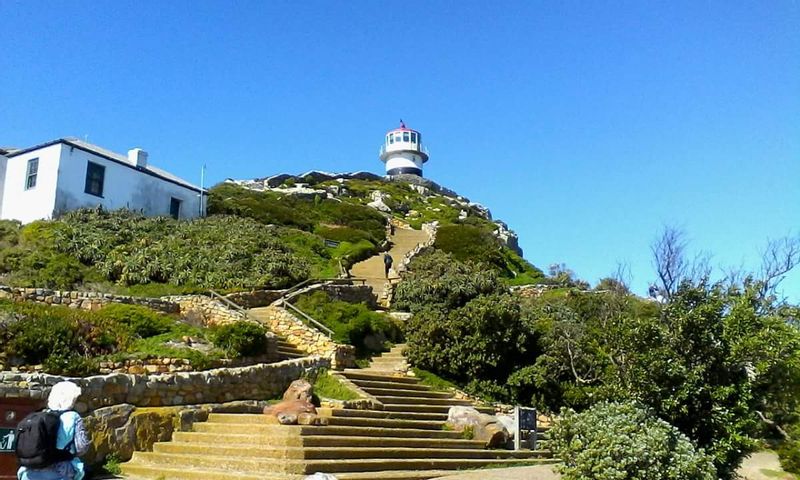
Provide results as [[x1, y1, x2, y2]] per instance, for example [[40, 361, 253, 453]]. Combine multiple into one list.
[[312, 370, 361, 401], [412, 367, 461, 392]]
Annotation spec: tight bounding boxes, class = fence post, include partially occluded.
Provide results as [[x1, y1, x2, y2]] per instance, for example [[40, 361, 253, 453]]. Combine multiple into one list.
[[514, 405, 521, 451]]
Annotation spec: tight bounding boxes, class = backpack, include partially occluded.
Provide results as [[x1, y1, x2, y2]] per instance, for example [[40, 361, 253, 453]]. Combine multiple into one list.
[[15, 410, 74, 468]]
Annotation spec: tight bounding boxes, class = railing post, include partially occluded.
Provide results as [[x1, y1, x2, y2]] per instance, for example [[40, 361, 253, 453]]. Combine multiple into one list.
[[514, 405, 521, 451]]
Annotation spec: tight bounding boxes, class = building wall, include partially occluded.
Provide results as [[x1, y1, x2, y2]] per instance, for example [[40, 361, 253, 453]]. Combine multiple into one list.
[[0, 144, 62, 223], [53, 145, 203, 219], [385, 152, 423, 175], [0, 154, 6, 216]]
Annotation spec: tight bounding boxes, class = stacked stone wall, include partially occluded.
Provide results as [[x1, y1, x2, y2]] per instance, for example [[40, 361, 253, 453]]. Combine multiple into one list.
[[0, 356, 328, 413], [258, 305, 355, 369], [0, 286, 179, 313], [296, 283, 377, 309], [163, 294, 245, 326], [223, 289, 287, 308], [510, 284, 560, 299]]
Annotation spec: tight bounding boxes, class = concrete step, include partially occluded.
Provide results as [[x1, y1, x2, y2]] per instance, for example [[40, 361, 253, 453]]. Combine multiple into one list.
[[374, 396, 473, 406], [359, 388, 453, 399], [193, 422, 464, 439], [121, 463, 300, 480], [349, 380, 434, 392], [131, 451, 555, 475], [172, 431, 299, 446], [342, 371, 420, 384], [317, 408, 452, 422], [332, 464, 560, 480], [208, 412, 445, 431], [382, 404, 494, 414], [299, 436, 485, 449], [154, 442, 551, 460]]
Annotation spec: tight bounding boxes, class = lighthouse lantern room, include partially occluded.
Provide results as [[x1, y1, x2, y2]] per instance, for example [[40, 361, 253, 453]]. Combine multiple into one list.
[[379, 121, 429, 177]]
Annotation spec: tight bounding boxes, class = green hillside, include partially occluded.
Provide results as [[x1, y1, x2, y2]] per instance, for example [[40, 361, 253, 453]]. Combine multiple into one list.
[[0, 176, 544, 293]]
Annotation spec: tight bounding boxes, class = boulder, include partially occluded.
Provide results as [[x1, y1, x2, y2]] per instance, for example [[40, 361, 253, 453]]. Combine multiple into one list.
[[263, 379, 324, 425], [446, 406, 510, 448]]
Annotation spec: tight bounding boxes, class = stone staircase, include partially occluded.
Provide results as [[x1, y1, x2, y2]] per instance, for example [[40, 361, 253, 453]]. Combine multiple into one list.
[[362, 344, 409, 375], [274, 335, 307, 360], [121, 367, 553, 480]]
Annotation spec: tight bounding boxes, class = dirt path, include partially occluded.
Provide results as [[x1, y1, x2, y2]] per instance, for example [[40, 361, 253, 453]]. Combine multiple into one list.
[[738, 451, 796, 480]]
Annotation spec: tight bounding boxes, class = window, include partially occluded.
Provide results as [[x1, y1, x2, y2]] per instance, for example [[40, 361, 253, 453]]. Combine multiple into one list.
[[411, 132, 417, 143], [84, 162, 105, 197], [169, 197, 182, 219], [389, 134, 394, 144], [25, 158, 38, 190], [403, 132, 410, 142]]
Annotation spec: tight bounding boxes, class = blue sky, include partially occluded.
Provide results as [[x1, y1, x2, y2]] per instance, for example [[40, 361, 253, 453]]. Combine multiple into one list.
[[2, 1, 798, 301]]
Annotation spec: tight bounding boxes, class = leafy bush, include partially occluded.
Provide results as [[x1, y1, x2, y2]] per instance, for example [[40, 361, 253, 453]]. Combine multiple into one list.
[[99, 304, 176, 338], [551, 402, 716, 480], [212, 322, 269, 358], [293, 291, 401, 356], [778, 439, 800, 474], [311, 370, 360, 401], [394, 251, 506, 313]]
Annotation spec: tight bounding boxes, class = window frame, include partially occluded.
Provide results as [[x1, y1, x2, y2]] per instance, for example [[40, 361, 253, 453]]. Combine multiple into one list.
[[24, 158, 39, 190], [84, 161, 106, 197], [403, 132, 410, 142]]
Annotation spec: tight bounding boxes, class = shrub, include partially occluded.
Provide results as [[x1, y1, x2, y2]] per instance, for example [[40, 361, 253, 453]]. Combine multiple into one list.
[[551, 402, 716, 480], [212, 322, 269, 358], [293, 291, 401, 356], [778, 439, 800, 474], [99, 304, 175, 338], [42, 352, 99, 377]]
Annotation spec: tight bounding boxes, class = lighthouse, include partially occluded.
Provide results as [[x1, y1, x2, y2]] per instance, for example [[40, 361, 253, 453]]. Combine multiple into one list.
[[379, 121, 429, 177]]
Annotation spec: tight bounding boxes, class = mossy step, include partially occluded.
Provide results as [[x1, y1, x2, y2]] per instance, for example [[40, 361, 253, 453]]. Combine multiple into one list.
[[317, 408, 451, 422], [341, 371, 420, 384], [155, 442, 551, 460], [382, 404, 494, 414], [193, 422, 464, 439], [208, 412, 445, 430], [353, 387, 452, 399], [374, 396, 473, 406], [121, 463, 301, 480]]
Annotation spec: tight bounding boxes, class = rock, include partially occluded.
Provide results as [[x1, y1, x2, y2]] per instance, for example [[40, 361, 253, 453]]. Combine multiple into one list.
[[283, 379, 314, 402], [446, 406, 510, 448], [305, 474, 339, 480], [263, 379, 321, 425], [367, 190, 392, 212]]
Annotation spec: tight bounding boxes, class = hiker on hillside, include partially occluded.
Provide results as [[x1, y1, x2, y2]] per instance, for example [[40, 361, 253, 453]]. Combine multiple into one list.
[[17, 381, 89, 480], [383, 253, 394, 279]]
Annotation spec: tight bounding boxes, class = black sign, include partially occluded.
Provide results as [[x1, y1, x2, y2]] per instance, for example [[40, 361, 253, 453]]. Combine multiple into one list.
[[324, 239, 341, 248], [0, 428, 15, 453], [518, 408, 537, 431]]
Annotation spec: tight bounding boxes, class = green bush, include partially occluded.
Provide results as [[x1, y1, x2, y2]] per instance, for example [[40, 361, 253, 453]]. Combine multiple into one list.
[[778, 439, 800, 474], [293, 291, 401, 356], [99, 304, 176, 338], [551, 402, 717, 480], [42, 352, 99, 377], [212, 322, 269, 358]]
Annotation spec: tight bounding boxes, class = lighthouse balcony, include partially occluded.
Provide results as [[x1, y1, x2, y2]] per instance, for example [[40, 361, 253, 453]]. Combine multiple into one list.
[[379, 143, 429, 162]]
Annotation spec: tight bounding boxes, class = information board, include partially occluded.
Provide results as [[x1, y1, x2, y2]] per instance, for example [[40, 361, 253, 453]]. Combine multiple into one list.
[[0, 428, 15, 453]]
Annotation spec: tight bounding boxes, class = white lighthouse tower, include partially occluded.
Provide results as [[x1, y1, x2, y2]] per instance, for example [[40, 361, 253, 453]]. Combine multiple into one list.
[[379, 121, 428, 177]]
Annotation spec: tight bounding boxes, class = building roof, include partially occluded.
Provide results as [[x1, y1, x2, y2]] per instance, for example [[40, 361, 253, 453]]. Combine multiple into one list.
[[5, 138, 205, 193]]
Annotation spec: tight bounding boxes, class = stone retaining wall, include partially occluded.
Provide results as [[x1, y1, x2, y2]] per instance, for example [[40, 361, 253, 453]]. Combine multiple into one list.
[[510, 284, 559, 298], [0, 356, 328, 413], [223, 289, 288, 309], [0, 286, 179, 313], [163, 294, 246, 326], [257, 305, 355, 369]]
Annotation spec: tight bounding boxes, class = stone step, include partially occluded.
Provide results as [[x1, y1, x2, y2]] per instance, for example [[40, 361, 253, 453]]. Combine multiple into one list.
[[341, 371, 420, 384], [172, 431, 300, 446], [193, 422, 464, 439], [332, 464, 560, 480], [348, 380, 434, 392], [374, 396, 473, 406], [359, 388, 453, 399], [208, 413, 444, 431], [121, 463, 300, 480], [130, 451, 554, 475], [154, 442, 551, 460], [316, 408, 452, 422], [299, 436, 485, 450], [382, 404, 494, 414]]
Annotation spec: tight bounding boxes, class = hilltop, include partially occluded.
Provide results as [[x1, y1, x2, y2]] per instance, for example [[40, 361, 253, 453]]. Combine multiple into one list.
[[0, 173, 544, 293]]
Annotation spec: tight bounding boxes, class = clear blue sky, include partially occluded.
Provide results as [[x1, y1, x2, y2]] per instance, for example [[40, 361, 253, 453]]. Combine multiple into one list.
[[2, 1, 798, 301]]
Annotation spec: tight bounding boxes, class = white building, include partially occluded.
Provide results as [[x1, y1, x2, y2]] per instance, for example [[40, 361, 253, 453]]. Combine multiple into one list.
[[0, 138, 206, 224], [379, 121, 429, 177]]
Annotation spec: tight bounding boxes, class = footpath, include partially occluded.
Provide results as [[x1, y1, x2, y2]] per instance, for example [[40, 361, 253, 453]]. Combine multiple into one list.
[[350, 227, 429, 305]]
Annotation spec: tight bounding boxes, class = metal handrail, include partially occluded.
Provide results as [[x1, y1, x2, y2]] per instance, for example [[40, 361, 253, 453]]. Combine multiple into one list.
[[208, 289, 249, 319], [282, 300, 335, 337]]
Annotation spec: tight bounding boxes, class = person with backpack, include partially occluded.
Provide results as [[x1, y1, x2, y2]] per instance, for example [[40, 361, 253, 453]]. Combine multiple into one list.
[[383, 253, 393, 279], [17, 381, 89, 480]]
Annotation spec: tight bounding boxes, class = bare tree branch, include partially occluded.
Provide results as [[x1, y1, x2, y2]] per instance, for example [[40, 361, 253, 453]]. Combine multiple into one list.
[[759, 235, 800, 302], [651, 226, 689, 299]]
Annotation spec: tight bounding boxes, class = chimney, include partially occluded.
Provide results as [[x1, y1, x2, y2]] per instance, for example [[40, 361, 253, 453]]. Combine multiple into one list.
[[128, 148, 148, 168]]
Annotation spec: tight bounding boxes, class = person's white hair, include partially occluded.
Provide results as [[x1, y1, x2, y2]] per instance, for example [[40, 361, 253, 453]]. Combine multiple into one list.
[[47, 381, 82, 411]]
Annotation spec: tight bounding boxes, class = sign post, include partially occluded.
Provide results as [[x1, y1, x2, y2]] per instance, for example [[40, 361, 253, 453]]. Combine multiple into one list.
[[514, 406, 538, 451]]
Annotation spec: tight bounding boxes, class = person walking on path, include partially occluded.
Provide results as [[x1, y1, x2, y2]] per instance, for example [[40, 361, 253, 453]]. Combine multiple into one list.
[[383, 253, 394, 279], [17, 381, 90, 480]]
